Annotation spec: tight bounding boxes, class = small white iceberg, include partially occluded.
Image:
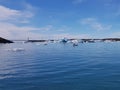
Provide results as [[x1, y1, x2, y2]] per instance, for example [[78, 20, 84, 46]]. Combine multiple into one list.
[[71, 40, 79, 46], [43, 42, 48, 45], [6, 48, 25, 52], [36, 43, 41, 46]]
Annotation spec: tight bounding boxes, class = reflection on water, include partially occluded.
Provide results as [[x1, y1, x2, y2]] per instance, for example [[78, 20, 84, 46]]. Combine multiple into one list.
[[0, 42, 120, 90]]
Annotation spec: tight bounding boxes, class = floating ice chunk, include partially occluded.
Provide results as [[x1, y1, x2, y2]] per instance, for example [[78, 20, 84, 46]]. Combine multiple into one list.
[[72, 40, 79, 46], [13, 48, 25, 51], [36, 43, 41, 46], [43, 42, 48, 45], [6, 48, 25, 52]]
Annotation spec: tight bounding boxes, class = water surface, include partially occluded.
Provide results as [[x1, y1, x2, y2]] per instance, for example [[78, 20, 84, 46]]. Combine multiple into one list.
[[0, 42, 120, 90]]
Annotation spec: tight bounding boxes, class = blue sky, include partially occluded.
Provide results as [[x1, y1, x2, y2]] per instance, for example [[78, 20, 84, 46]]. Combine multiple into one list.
[[0, 0, 120, 39]]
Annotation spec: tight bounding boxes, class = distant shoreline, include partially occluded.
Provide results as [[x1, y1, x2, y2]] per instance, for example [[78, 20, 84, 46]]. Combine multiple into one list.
[[1, 37, 120, 43], [12, 38, 120, 43]]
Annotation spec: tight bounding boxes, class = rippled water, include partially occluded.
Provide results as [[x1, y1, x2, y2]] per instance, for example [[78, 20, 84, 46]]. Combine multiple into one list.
[[1, 42, 120, 90]]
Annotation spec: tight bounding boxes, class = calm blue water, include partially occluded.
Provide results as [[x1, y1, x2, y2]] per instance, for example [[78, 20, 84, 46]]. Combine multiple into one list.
[[0, 42, 120, 90]]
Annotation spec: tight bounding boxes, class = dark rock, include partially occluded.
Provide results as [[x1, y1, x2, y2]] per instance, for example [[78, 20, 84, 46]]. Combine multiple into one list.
[[0, 37, 13, 43]]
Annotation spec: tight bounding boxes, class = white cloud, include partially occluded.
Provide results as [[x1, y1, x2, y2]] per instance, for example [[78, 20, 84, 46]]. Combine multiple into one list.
[[0, 22, 53, 39], [0, 5, 21, 20], [81, 18, 112, 31], [0, 4, 91, 40], [0, 5, 35, 23], [0, 4, 54, 39]]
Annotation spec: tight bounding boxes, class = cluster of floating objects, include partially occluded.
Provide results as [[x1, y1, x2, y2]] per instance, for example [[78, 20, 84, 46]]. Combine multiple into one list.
[[26, 38, 119, 47], [6, 38, 120, 52], [34, 38, 80, 47]]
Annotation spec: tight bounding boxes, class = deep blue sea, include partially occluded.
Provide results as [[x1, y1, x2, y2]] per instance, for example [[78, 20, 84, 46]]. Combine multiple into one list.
[[1, 42, 120, 90]]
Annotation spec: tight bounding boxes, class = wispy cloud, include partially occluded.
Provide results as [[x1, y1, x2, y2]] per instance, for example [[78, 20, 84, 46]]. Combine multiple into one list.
[[0, 5, 20, 21], [44, 33, 90, 39], [72, 0, 84, 4], [0, 4, 51, 39], [0, 4, 35, 23], [115, 6, 120, 17], [104, 0, 120, 17], [0, 22, 51, 39], [102, 0, 113, 6], [81, 18, 112, 31], [110, 32, 120, 38]]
